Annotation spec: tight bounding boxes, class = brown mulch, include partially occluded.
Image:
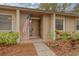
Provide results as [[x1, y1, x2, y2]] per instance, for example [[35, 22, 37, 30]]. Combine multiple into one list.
[[45, 40, 79, 56], [0, 43, 37, 56]]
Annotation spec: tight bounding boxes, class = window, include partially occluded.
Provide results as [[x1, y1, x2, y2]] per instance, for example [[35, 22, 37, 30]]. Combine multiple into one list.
[[56, 19, 63, 30], [76, 20, 79, 30], [0, 15, 12, 31]]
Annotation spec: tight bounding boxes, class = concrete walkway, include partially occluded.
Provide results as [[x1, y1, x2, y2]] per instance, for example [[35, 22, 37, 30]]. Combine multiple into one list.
[[32, 39, 56, 56]]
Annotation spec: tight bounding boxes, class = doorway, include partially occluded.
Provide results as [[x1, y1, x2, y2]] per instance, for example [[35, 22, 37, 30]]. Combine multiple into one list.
[[29, 18, 41, 39]]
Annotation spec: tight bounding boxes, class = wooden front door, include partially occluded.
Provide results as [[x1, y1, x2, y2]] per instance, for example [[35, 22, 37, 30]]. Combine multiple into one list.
[[29, 19, 40, 38]]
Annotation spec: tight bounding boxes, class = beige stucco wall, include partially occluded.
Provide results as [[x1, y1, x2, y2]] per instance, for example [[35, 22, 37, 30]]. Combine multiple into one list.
[[0, 9, 16, 32]]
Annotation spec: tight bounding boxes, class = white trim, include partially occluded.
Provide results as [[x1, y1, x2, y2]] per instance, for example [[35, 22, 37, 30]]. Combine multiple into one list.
[[16, 9, 20, 32], [12, 15, 15, 32], [51, 13, 57, 40], [53, 13, 56, 40], [63, 16, 65, 32], [16, 9, 20, 43]]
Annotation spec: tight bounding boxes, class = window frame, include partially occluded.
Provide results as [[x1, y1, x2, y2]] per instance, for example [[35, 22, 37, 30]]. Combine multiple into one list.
[[55, 16, 65, 31], [75, 19, 79, 31], [0, 14, 12, 32]]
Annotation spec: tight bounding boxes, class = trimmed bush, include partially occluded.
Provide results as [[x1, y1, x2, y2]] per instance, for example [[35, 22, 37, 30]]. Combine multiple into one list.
[[59, 32, 71, 41], [0, 32, 19, 45]]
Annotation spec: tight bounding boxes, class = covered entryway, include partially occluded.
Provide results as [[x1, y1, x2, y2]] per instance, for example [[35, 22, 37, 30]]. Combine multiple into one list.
[[20, 9, 51, 42], [29, 17, 41, 39]]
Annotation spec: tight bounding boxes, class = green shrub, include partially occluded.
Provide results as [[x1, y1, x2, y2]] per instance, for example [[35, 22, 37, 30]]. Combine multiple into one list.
[[0, 32, 19, 45], [71, 32, 79, 40], [60, 32, 71, 41]]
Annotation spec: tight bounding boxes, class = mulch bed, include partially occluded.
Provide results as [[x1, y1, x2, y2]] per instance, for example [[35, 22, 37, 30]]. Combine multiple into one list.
[[45, 40, 79, 56], [0, 43, 37, 56]]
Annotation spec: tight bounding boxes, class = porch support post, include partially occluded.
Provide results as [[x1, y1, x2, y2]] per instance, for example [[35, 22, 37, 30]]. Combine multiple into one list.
[[53, 13, 56, 40], [63, 16, 65, 32], [42, 14, 50, 40], [16, 9, 20, 43], [51, 13, 56, 40]]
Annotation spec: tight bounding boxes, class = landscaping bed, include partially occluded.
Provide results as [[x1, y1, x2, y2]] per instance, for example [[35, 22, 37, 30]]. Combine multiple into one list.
[[0, 43, 37, 56], [45, 40, 79, 56], [46, 30, 79, 56]]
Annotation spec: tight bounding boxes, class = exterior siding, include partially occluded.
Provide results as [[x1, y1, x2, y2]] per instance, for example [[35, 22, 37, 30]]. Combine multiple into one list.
[[65, 16, 75, 32], [55, 15, 77, 33], [42, 14, 50, 40], [20, 13, 51, 40], [0, 9, 16, 32], [0, 8, 79, 42]]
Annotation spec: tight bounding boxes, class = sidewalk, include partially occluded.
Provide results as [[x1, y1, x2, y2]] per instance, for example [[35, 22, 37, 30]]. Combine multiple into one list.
[[33, 39, 56, 56]]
